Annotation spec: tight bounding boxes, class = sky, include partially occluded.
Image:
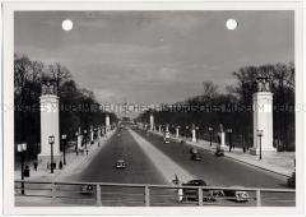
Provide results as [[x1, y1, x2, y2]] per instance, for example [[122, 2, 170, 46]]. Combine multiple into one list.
[[15, 11, 294, 115]]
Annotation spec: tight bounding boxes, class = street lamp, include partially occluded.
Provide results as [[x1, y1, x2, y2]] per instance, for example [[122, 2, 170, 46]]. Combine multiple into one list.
[[48, 135, 55, 173], [257, 130, 263, 160], [17, 143, 27, 195], [61, 134, 67, 165], [83, 129, 88, 150], [208, 127, 213, 146], [226, 129, 233, 151]]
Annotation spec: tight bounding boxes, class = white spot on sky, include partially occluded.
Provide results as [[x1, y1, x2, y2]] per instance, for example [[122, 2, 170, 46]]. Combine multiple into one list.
[[62, 19, 73, 31], [226, 18, 238, 30]]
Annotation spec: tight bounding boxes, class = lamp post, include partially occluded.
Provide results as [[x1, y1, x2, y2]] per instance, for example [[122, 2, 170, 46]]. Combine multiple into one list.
[[257, 130, 263, 160], [17, 143, 27, 195], [48, 135, 55, 173], [61, 134, 67, 165], [84, 129, 88, 150], [75, 131, 79, 155], [227, 129, 233, 151], [208, 127, 213, 146]]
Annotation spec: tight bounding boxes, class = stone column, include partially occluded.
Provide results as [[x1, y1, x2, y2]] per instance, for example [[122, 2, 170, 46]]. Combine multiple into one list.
[[220, 131, 226, 149], [253, 92, 274, 152], [191, 128, 196, 142], [105, 114, 110, 132], [38, 94, 61, 167], [90, 126, 94, 143], [149, 114, 154, 131], [218, 124, 226, 150], [176, 127, 180, 139]]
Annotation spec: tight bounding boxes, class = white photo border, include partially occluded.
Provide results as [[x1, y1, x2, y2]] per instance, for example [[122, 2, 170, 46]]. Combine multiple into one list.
[[2, 1, 305, 216]]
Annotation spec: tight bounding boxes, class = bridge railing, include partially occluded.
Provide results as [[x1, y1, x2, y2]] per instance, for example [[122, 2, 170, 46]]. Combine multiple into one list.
[[14, 180, 295, 207]]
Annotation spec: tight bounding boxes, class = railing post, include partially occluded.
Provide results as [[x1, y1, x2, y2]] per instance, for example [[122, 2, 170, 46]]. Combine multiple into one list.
[[198, 187, 203, 206], [256, 189, 261, 207], [51, 182, 56, 205], [96, 184, 102, 206], [145, 185, 150, 206]]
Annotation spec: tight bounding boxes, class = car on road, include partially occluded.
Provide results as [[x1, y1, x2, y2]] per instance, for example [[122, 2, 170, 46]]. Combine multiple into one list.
[[191, 152, 202, 161], [116, 159, 127, 169], [164, 132, 170, 144], [215, 148, 225, 157], [181, 179, 215, 202], [287, 171, 295, 188], [80, 184, 94, 195], [222, 186, 250, 202]]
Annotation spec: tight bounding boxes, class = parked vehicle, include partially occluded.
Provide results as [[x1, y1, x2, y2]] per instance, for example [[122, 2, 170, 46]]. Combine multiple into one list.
[[116, 159, 127, 169], [182, 179, 215, 202], [215, 148, 224, 157], [287, 171, 295, 188], [222, 186, 250, 202], [191, 152, 201, 161], [164, 132, 170, 144], [80, 184, 94, 195]]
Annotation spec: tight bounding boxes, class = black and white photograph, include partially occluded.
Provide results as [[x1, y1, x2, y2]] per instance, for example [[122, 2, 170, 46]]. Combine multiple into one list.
[[1, 1, 305, 215]]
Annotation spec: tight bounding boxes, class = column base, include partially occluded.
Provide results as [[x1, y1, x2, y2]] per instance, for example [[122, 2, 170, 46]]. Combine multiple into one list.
[[37, 154, 62, 170], [249, 147, 276, 156]]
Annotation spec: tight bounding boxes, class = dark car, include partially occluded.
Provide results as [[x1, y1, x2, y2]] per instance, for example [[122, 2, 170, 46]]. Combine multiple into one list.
[[215, 149, 224, 157], [80, 184, 94, 195], [116, 159, 127, 169], [182, 179, 215, 202], [287, 171, 295, 188], [191, 152, 201, 161], [222, 186, 250, 202]]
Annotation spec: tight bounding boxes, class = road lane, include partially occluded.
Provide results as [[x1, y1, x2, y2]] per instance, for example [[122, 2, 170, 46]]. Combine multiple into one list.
[[135, 129, 289, 189], [67, 129, 166, 184]]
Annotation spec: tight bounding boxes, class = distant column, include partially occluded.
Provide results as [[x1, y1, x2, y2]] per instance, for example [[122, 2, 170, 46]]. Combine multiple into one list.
[[191, 124, 197, 142], [105, 114, 110, 131], [150, 114, 154, 131], [218, 124, 226, 149], [253, 77, 274, 152], [176, 127, 180, 139], [90, 126, 94, 143]]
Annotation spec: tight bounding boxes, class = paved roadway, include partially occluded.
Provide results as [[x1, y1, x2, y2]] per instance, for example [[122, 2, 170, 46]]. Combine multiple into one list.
[[16, 127, 295, 206]]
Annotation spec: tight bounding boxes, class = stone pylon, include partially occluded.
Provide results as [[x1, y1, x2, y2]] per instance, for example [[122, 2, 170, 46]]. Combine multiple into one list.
[[149, 114, 154, 131], [253, 81, 274, 152], [38, 83, 61, 168], [105, 114, 110, 131]]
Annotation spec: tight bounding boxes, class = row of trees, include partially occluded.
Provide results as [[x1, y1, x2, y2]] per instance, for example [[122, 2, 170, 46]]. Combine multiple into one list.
[[136, 63, 295, 151], [14, 54, 117, 159]]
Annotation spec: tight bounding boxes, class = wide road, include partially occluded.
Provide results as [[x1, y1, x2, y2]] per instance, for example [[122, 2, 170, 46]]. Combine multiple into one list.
[[16, 127, 294, 206]]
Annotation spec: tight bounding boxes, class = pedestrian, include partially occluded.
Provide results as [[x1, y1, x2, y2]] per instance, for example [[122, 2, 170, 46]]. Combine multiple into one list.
[[33, 161, 38, 171], [47, 162, 50, 170], [86, 149, 89, 156], [59, 161, 63, 170], [173, 174, 183, 203]]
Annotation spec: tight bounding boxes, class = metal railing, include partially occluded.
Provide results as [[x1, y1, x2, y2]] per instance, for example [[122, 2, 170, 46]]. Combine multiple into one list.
[[14, 180, 295, 207]]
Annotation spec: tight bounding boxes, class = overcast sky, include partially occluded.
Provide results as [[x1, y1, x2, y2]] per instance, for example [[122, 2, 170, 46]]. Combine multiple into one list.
[[15, 11, 294, 108]]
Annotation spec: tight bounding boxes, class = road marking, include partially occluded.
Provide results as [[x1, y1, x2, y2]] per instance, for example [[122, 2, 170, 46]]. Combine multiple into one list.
[[129, 129, 195, 184]]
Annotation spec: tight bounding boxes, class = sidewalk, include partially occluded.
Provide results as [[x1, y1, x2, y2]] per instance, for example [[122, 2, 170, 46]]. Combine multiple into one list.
[[150, 130, 295, 177], [14, 129, 116, 182]]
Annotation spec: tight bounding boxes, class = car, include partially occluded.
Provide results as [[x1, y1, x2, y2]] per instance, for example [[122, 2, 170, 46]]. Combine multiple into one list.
[[181, 179, 216, 202], [164, 132, 170, 143], [287, 171, 295, 188], [222, 186, 250, 202], [116, 159, 127, 169], [80, 184, 94, 195], [215, 148, 224, 157], [191, 152, 201, 161]]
